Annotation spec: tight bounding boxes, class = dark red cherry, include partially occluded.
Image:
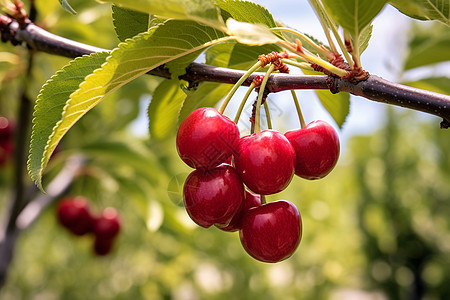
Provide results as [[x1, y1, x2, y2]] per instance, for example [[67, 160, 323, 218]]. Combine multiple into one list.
[[216, 190, 261, 232], [234, 130, 296, 195], [285, 120, 339, 180], [93, 207, 121, 239], [176, 107, 240, 170], [57, 196, 93, 236], [183, 164, 245, 228], [93, 237, 114, 256], [239, 200, 302, 263]]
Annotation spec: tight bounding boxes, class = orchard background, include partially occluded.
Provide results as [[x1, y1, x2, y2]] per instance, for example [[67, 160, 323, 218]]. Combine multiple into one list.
[[0, 0, 450, 299]]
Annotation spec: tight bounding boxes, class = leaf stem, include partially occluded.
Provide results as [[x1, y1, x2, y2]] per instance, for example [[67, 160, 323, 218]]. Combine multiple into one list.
[[281, 43, 349, 77], [271, 27, 332, 59], [218, 61, 261, 114], [254, 64, 275, 134]]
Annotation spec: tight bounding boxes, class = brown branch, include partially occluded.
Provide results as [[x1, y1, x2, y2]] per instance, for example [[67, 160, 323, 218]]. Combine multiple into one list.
[[1, 19, 449, 127]]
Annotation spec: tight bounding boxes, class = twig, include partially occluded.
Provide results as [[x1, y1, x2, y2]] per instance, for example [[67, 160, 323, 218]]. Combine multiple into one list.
[[0, 155, 86, 288], [0, 20, 449, 126]]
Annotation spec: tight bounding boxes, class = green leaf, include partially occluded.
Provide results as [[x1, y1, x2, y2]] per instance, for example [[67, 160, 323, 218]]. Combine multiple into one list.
[[80, 140, 160, 183], [216, 0, 277, 28], [177, 82, 232, 126], [401, 77, 450, 95], [58, 0, 77, 15], [28, 52, 109, 191], [226, 18, 279, 45], [315, 89, 350, 128], [359, 24, 373, 54], [403, 23, 450, 70], [205, 42, 280, 69], [303, 70, 350, 128], [30, 20, 227, 189], [101, 0, 224, 29], [321, 0, 387, 38], [112, 5, 150, 42], [389, 0, 450, 25], [148, 79, 187, 140]]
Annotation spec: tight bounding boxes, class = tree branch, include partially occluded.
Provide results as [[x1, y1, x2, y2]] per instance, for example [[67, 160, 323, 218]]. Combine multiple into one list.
[[1, 19, 449, 127], [0, 154, 86, 288]]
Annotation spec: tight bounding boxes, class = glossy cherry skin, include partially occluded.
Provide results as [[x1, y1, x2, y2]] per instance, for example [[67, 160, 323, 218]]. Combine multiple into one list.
[[57, 197, 94, 236], [239, 200, 302, 263], [183, 164, 245, 228], [176, 107, 240, 170], [216, 190, 261, 232], [234, 130, 296, 195], [93, 207, 121, 239], [285, 120, 340, 180]]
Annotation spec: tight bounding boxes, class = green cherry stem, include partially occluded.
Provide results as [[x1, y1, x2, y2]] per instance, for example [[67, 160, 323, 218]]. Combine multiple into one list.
[[218, 61, 262, 114], [260, 195, 267, 204], [254, 64, 275, 134], [234, 82, 256, 124], [282, 58, 314, 71], [263, 101, 272, 129], [291, 90, 306, 128]]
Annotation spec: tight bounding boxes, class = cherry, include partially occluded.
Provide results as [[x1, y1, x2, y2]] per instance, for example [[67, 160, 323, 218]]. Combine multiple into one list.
[[93, 237, 114, 256], [285, 120, 340, 180], [93, 207, 121, 239], [183, 164, 245, 228], [57, 196, 93, 236], [239, 200, 302, 263], [234, 130, 296, 195], [216, 190, 261, 232], [176, 107, 240, 170]]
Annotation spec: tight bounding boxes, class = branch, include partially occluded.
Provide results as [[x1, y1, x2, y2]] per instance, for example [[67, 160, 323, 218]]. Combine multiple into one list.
[[0, 154, 86, 288], [2, 19, 449, 127]]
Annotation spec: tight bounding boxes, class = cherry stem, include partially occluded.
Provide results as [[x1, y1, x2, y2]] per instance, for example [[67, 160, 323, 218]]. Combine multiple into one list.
[[260, 195, 266, 205], [254, 64, 275, 134], [234, 82, 256, 124], [291, 90, 306, 128], [263, 101, 272, 129], [218, 61, 262, 114], [282, 58, 314, 71]]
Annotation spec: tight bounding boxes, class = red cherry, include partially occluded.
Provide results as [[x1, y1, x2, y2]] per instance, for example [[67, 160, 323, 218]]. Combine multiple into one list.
[[234, 130, 296, 195], [239, 200, 302, 263], [93, 207, 121, 239], [216, 191, 261, 232], [57, 197, 93, 236], [93, 237, 114, 256], [183, 164, 245, 228], [176, 107, 240, 170], [285, 120, 340, 180]]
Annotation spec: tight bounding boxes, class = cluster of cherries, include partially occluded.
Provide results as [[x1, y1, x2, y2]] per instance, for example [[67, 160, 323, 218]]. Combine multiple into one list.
[[0, 117, 14, 167], [176, 107, 339, 263], [57, 196, 121, 256]]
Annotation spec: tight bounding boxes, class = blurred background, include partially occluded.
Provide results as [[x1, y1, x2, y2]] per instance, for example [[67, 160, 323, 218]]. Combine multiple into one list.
[[0, 0, 449, 299]]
